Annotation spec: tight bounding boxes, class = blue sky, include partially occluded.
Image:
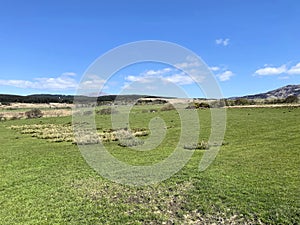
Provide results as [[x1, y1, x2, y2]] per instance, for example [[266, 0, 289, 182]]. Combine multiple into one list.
[[0, 0, 299, 98]]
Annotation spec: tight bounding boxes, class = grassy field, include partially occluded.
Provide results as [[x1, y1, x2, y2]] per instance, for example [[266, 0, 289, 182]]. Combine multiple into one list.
[[0, 106, 299, 224]]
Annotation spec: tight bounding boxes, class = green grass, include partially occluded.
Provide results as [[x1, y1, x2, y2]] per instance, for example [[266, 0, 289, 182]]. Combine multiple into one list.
[[0, 107, 299, 224]]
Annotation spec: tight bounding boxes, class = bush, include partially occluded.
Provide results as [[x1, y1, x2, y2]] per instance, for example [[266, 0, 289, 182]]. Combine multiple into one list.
[[83, 110, 93, 116], [186, 102, 210, 109], [0, 102, 10, 106], [184, 140, 209, 150], [284, 95, 298, 103], [0, 114, 5, 121], [118, 138, 144, 147], [234, 98, 250, 105], [97, 107, 118, 115], [115, 129, 144, 147], [161, 104, 175, 111], [193, 102, 210, 109], [210, 100, 227, 108], [185, 105, 196, 109], [25, 109, 43, 119]]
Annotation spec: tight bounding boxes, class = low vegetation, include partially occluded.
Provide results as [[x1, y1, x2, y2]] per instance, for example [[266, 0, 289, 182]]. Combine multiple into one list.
[[25, 108, 43, 118], [184, 140, 210, 150], [0, 106, 299, 224], [225, 95, 299, 106], [9, 123, 149, 145], [96, 107, 119, 115], [160, 103, 175, 111]]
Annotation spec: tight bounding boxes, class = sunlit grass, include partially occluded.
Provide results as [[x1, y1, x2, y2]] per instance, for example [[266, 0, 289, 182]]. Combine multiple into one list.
[[0, 107, 299, 224]]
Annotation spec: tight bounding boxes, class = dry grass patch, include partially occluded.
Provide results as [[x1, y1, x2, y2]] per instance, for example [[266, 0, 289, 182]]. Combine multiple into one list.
[[9, 124, 149, 145], [71, 178, 194, 223]]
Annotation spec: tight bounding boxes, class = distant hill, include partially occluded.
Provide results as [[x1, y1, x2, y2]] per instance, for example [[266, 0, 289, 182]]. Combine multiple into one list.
[[0, 93, 168, 104], [232, 85, 300, 100], [1, 85, 299, 104], [0, 94, 74, 104]]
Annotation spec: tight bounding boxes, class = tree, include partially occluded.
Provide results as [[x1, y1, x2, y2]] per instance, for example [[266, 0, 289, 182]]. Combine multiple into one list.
[[234, 98, 250, 105], [284, 95, 298, 103]]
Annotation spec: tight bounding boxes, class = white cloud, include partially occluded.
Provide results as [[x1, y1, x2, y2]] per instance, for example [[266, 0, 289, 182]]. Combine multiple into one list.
[[144, 70, 160, 76], [79, 74, 106, 89], [164, 73, 195, 85], [209, 66, 220, 71], [125, 71, 192, 86], [209, 65, 234, 81], [125, 75, 154, 84], [144, 67, 172, 76], [125, 58, 235, 86], [125, 72, 194, 86], [217, 70, 234, 81], [287, 62, 300, 75], [216, 38, 230, 46], [174, 56, 201, 69], [124, 56, 208, 87], [254, 61, 300, 79], [0, 73, 78, 90], [254, 65, 287, 76], [174, 56, 207, 83], [125, 75, 141, 82]]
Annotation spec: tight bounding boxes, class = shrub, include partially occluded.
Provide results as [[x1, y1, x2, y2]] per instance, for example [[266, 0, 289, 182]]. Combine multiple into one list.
[[184, 140, 209, 150], [0, 102, 10, 106], [210, 100, 226, 108], [284, 95, 298, 103], [161, 104, 175, 111], [25, 109, 43, 119], [97, 107, 118, 115], [186, 102, 210, 109], [74, 135, 101, 145], [185, 105, 196, 109], [118, 138, 144, 147], [0, 114, 5, 121], [234, 98, 250, 105], [193, 102, 210, 109], [83, 110, 93, 116], [115, 129, 145, 147]]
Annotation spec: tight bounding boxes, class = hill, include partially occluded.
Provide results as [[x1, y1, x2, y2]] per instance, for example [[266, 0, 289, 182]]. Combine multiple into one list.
[[0, 94, 168, 105], [0, 84, 299, 104], [0, 94, 74, 104], [240, 84, 300, 100]]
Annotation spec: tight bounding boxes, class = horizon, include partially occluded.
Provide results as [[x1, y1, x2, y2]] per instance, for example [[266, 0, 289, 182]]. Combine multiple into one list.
[[0, 83, 299, 99], [0, 1, 299, 98]]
